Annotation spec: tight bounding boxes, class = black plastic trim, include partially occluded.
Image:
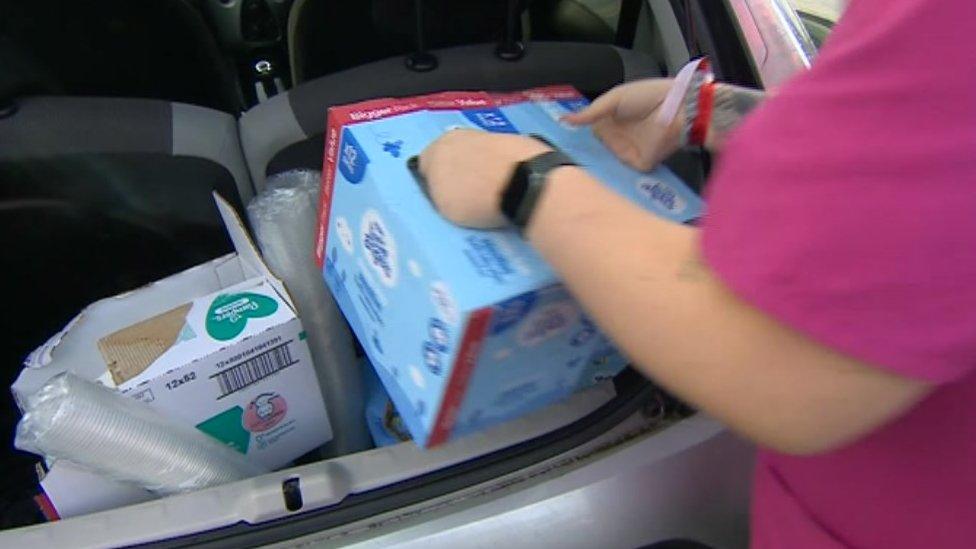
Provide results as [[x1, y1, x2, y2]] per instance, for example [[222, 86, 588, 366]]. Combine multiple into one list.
[[616, 0, 644, 49], [669, 0, 760, 88]]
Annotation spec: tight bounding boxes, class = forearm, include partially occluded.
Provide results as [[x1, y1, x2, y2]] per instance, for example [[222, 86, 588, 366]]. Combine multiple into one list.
[[679, 78, 766, 153], [704, 83, 765, 151], [526, 167, 928, 454]]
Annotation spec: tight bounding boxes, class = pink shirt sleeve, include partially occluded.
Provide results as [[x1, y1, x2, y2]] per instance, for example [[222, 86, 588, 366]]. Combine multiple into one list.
[[700, 0, 976, 383]]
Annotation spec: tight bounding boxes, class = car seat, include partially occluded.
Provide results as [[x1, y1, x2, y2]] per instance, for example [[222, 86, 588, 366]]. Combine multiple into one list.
[[0, 95, 253, 520], [530, 0, 617, 44], [0, 0, 241, 112], [241, 41, 661, 190], [287, 0, 517, 85]]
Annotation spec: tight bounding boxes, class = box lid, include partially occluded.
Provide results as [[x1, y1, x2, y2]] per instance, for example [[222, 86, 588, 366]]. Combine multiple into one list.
[[12, 194, 291, 401]]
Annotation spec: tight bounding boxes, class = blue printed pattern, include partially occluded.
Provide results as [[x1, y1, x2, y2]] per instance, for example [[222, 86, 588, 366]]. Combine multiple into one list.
[[323, 89, 697, 445], [338, 128, 369, 183], [490, 292, 538, 335], [462, 108, 519, 134]]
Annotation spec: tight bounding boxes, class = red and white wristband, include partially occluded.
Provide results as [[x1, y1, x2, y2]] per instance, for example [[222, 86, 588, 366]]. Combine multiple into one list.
[[682, 59, 717, 147], [656, 57, 717, 148]]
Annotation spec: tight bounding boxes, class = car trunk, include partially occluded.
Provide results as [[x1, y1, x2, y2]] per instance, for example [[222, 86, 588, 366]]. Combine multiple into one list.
[[0, 1, 771, 543], [0, 84, 736, 549], [0, 140, 737, 543], [0, 366, 751, 547]]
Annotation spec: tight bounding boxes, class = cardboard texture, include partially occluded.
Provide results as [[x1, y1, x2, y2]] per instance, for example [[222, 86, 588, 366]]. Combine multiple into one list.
[[99, 303, 193, 385]]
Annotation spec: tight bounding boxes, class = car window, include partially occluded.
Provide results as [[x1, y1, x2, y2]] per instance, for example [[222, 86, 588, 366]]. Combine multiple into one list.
[[790, 0, 844, 48], [576, 0, 624, 29], [790, 0, 845, 22]]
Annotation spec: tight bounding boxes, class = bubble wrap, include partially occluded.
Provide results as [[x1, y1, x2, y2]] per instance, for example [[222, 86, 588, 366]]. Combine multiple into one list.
[[15, 373, 263, 495], [248, 169, 370, 456]]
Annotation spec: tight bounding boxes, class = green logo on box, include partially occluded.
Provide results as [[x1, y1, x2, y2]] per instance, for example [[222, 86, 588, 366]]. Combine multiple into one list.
[[196, 406, 250, 453], [206, 292, 278, 341]]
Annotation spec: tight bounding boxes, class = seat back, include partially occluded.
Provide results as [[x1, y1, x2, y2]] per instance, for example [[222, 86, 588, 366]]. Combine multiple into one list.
[[287, 0, 515, 84], [241, 41, 661, 190], [0, 95, 253, 429], [0, 0, 240, 112]]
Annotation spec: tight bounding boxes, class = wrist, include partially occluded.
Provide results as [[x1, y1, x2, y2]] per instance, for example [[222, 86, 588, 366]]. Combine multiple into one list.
[[499, 140, 554, 205], [681, 63, 717, 148], [704, 83, 766, 151], [508, 138, 554, 166], [524, 164, 589, 243], [499, 146, 574, 230]]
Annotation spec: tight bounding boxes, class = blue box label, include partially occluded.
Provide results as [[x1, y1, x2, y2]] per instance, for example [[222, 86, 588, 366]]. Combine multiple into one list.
[[317, 87, 702, 446]]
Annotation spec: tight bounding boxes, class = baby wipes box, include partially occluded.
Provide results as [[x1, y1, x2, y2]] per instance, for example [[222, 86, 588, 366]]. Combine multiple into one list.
[[14, 195, 333, 471], [93, 276, 329, 470], [315, 86, 702, 447]]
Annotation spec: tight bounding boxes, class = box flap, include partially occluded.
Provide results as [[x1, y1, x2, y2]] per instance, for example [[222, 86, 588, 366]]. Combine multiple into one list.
[[13, 195, 297, 404], [98, 303, 193, 386], [213, 193, 294, 309]]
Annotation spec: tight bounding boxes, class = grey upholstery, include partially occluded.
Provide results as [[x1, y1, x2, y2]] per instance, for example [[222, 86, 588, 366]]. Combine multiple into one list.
[[0, 97, 172, 156], [1, 97, 253, 204], [171, 102, 255, 204], [0, 0, 240, 112], [0, 96, 254, 435], [240, 41, 663, 190]]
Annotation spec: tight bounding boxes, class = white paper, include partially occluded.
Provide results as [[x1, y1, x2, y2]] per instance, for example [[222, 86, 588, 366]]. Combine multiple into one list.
[[41, 461, 155, 519]]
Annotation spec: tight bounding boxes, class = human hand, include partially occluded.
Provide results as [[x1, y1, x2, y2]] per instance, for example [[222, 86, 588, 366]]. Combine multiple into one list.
[[562, 78, 683, 171], [418, 128, 552, 228]]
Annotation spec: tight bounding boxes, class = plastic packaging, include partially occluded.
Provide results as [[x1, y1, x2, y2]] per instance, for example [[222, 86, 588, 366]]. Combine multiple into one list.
[[247, 169, 371, 456], [363, 358, 411, 448], [15, 373, 263, 495]]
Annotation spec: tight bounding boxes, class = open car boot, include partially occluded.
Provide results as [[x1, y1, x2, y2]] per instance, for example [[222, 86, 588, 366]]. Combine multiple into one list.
[[0, 0, 823, 546]]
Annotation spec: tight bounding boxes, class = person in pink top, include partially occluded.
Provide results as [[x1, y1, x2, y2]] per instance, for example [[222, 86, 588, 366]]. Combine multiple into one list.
[[417, 0, 976, 546]]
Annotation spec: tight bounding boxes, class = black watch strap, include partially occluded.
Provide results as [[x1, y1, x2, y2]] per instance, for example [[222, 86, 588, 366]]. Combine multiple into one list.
[[501, 150, 577, 229]]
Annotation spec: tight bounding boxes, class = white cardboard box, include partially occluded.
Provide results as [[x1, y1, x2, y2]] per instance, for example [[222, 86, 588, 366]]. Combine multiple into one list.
[[12, 194, 333, 518]]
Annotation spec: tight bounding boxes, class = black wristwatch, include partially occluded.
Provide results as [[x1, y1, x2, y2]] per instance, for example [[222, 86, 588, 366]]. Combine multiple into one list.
[[500, 150, 578, 230]]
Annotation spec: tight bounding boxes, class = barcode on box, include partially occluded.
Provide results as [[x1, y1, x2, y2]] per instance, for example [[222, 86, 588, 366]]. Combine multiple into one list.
[[212, 341, 298, 399]]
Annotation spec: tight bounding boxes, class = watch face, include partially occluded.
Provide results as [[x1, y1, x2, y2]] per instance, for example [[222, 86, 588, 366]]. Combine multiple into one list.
[[504, 152, 576, 227], [513, 161, 533, 184]]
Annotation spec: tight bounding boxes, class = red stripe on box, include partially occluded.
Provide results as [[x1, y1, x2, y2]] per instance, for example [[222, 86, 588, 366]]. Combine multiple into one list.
[[419, 91, 494, 111], [314, 97, 426, 267], [34, 493, 60, 522], [427, 307, 494, 447], [314, 117, 340, 268], [522, 84, 585, 101], [491, 85, 585, 106], [490, 92, 527, 106]]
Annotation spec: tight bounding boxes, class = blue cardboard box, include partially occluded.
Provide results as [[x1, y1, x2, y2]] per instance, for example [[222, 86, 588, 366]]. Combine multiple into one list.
[[315, 87, 702, 446]]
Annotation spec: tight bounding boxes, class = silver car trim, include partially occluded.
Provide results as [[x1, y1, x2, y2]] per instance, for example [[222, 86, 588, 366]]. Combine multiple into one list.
[[727, 0, 818, 88]]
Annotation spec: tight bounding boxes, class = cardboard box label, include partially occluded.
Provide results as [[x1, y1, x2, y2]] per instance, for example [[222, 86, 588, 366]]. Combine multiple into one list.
[[205, 291, 281, 341], [15, 195, 333, 472]]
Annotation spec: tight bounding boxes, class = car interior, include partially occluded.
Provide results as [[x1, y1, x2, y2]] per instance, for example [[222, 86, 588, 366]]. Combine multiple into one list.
[[0, 0, 830, 544]]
